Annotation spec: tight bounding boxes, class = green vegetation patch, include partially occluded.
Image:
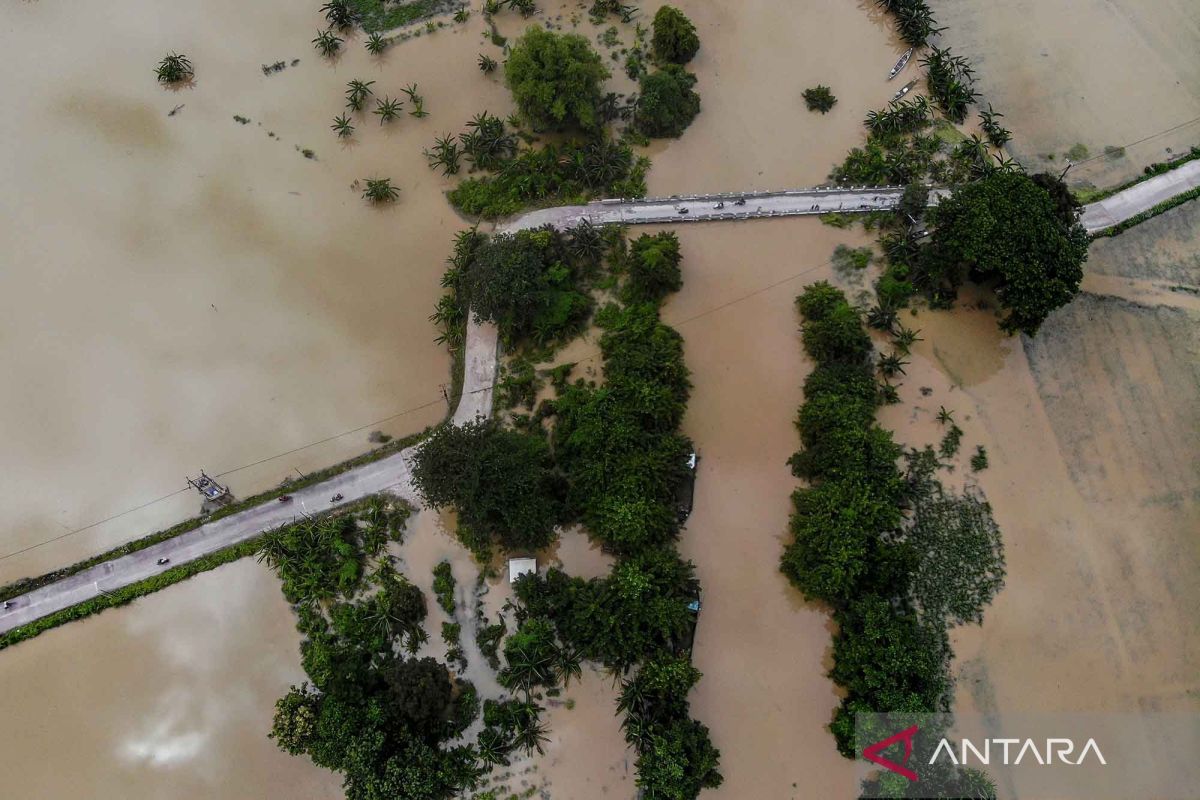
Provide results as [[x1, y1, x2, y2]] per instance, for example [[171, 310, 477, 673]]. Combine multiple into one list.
[[345, 0, 448, 33]]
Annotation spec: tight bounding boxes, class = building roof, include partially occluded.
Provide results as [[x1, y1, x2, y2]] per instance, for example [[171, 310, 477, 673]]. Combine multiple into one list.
[[508, 557, 537, 584]]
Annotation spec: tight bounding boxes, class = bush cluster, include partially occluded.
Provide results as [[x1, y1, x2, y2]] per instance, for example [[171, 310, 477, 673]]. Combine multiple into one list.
[[263, 499, 482, 800]]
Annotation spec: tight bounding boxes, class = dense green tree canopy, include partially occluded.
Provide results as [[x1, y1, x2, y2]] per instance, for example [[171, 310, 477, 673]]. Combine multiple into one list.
[[505, 26, 610, 131], [635, 65, 701, 138], [410, 419, 562, 555], [624, 232, 684, 304], [458, 228, 591, 344], [651, 6, 700, 64], [922, 170, 1089, 335]]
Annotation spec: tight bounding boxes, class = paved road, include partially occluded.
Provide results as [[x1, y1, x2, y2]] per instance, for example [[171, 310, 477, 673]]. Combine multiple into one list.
[[1081, 159, 1200, 233], [510, 185, 941, 230], [0, 314, 500, 636], [3, 173, 1194, 635]]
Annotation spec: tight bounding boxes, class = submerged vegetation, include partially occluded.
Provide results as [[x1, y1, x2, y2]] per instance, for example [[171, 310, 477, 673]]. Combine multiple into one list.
[[783, 284, 1003, 796], [439, 14, 703, 218], [154, 52, 193, 84], [803, 85, 837, 114], [263, 499, 484, 799], [416, 224, 721, 797]]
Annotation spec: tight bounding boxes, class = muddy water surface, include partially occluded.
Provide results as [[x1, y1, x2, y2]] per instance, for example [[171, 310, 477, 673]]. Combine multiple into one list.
[[0, 0, 514, 584], [0, 559, 341, 798]]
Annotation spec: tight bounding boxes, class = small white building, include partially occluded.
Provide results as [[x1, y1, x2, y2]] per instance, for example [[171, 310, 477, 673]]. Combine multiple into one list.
[[508, 557, 537, 584]]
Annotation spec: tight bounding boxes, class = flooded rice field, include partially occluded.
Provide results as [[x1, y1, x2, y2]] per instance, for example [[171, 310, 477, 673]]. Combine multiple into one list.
[[927, 0, 1200, 189]]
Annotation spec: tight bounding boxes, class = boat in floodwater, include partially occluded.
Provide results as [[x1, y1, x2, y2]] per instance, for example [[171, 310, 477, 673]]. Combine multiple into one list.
[[891, 78, 918, 102], [888, 47, 914, 80]]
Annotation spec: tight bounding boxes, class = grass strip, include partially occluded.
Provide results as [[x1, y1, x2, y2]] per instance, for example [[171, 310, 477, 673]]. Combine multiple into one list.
[[0, 428, 431, 602], [1090, 185, 1200, 239], [346, 0, 449, 32]]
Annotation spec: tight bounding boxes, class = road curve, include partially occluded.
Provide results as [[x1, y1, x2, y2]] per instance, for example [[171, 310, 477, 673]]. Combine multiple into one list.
[[2, 175, 1193, 634]]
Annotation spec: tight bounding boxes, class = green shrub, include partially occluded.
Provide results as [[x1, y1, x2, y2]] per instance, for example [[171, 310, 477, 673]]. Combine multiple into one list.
[[635, 65, 701, 138], [651, 6, 700, 64], [505, 26, 610, 131], [803, 85, 837, 114]]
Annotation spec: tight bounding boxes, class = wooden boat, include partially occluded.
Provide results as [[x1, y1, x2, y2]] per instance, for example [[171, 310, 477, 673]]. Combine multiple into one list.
[[891, 78, 917, 103], [888, 47, 914, 80]]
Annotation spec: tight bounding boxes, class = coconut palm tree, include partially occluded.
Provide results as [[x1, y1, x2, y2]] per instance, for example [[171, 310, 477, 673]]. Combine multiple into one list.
[[331, 113, 355, 138], [362, 177, 400, 202], [979, 104, 1011, 148], [374, 96, 403, 124], [476, 727, 511, 767], [892, 324, 922, 353], [878, 351, 909, 378], [509, 702, 550, 755], [867, 304, 898, 332], [365, 31, 388, 55], [424, 134, 461, 175], [345, 79, 375, 111], [936, 406, 955, 425], [321, 0, 356, 30], [402, 83, 428, 117], [155, 52, 193, 84], [567, 219, 606, 265], [552, 644, 582, 688], [477, 53, 498, 73], [878, 381, 901, 405], [313, 29, 343, 57]]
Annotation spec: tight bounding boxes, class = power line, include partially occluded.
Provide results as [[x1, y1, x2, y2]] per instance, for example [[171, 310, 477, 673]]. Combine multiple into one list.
[[1071, 115, 1200, 166], [0, 238, 845, 565]]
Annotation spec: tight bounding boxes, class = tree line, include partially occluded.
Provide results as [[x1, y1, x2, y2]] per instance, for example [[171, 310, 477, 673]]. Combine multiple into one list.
[[783, 284, 1005, 797]]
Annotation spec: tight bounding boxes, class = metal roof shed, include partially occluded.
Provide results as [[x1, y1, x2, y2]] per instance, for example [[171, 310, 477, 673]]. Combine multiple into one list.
[[508, 557, 537, 584]]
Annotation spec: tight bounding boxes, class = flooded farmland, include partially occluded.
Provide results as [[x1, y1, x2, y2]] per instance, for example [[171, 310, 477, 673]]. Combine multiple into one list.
[[927, 0, 1200, 188], [0, 0, 515, 585], [2, 0, 1198, 797]]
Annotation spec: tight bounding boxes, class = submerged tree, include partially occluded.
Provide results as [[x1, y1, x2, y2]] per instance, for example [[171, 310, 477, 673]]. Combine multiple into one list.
[[477, 53, 498, 73], [331, 113, 355, 138], [312, 29, 344, 58], [362, 177, 400, 203], [803, 85, 837, 114], [651, 5, 700, 64], [345, 79, 375, 111], [505, 26, 610, 131], [155, 52, 193, 84], [921, 170, 1089, 335], [635, 65, 701, 138]]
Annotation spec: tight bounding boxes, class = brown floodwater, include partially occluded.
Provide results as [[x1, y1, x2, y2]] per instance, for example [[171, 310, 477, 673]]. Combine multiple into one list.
[[0, 558, 342, 798], [0, 0, 516, 585], [6, 0, 1195, 797]]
